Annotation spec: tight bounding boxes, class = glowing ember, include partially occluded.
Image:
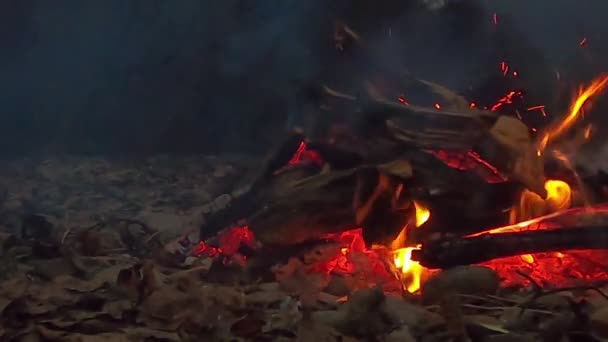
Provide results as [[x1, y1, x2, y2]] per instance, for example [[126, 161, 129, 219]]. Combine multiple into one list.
[[500, 61, 509, 76], [194, 225, 255, 264], [391, 201, 430, 293], [490, 90, 523, 112], [428, 150, 505, 183], [538, 74, 608, 153], [287, 141, 324, 166]]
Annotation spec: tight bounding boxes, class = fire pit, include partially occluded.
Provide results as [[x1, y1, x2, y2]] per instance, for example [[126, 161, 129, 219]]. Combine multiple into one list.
[[198, 74, 608, 289]]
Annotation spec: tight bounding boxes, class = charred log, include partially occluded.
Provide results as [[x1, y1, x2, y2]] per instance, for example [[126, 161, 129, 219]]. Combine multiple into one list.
[[199, 132, 319, 241], [247, 166, 410, 246], [413, 226, 608, 268]]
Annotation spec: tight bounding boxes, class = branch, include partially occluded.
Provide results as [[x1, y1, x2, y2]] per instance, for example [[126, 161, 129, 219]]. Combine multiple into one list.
[[413, 226, 608, 268]]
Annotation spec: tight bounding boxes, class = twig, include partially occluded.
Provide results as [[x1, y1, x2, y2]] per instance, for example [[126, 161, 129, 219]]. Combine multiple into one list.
[[515, 270, 608, 316], [456, 293, 514, 305], [485, 294, 522, 304], [426, 303, 556, 315], [462, 303, 554, 314], [61, 227, 72, 245]]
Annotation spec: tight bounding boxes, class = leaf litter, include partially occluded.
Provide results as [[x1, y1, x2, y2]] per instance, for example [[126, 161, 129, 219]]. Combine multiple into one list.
[[2, 160, 608, 341]]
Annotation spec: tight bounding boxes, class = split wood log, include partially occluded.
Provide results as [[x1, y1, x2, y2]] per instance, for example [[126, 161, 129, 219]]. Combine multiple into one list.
[[247, 166, 411, 246], [199, 132, 314, 241], [357, 98, 496, 151], [199, 81, 544, 247], [412, 225, 608, 268]]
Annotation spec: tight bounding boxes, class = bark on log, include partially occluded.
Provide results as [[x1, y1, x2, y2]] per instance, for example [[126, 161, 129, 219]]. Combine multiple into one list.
[[248, 166, 411, 246], [198, 132, 315, 241], [199, 82, 539, 247], [412, 226, 608, 268]]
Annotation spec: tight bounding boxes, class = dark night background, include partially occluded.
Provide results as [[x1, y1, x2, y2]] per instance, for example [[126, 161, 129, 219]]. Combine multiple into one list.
[[1, 0, 607, 157]]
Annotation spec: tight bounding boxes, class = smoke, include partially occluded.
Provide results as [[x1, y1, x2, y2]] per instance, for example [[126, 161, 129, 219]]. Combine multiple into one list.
[[0, 0, 607, 156], [0, 0, 331, 156]]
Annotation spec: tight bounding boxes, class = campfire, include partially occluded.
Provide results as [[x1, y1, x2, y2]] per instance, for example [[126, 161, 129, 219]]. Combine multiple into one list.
[[197, 74, 608, 297]]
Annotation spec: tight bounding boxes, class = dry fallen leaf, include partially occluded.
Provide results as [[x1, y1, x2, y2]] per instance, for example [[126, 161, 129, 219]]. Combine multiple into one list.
[[274, 259, 329, 308], [78, 230, 102, 256], [591, 305, 608, 339]]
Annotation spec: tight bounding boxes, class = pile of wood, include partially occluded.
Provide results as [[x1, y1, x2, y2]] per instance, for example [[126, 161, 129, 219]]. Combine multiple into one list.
[[198, 78, 608, 269]]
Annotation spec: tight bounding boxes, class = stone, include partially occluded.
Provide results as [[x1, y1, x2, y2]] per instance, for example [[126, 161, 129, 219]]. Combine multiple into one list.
[[421, 266, 500, 304]]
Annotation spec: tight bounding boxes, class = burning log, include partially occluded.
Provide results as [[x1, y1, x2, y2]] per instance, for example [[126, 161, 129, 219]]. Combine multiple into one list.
[[413, 225, 608, 268], [247, 166, 410, 246], [199, 103, 542, 248], [199, 75, 588, 274]]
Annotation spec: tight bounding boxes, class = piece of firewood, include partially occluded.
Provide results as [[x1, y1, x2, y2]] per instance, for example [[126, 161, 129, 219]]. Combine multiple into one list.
[[412, 225, 608, 268], [248, 166, 411, 246], [199, 132, 319, 241]]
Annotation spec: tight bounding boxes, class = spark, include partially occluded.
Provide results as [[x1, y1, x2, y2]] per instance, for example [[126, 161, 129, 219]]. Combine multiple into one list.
[[579, 37, 588, 46], [500, 61, 509, 76], [527, 105, 547, 117], [492, 13, 498, 25], [491, 90, 523, 111]]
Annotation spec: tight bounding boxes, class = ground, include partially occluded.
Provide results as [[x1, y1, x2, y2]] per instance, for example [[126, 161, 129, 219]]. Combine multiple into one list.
[[0, 155, 608, 341]]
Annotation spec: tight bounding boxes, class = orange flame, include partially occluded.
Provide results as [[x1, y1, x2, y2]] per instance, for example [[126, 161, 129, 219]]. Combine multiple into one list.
[[469, 179, 572, 238], [538, 75, 608, 153], [392, 201, 429, 293]]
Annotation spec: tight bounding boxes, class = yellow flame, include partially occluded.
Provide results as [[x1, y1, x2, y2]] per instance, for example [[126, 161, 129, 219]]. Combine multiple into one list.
[[544, 179, 572, 211], [392, 201, 430, 293], [414, 201, 431, 227], [538, 75, 608, 153], [520, 254, 535, 264], [393, 247, 423, 293], [515, 181, 570, 265], [472, 179, 572, 236]]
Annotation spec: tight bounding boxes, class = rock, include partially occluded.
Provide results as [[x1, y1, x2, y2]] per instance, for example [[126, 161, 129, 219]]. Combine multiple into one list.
[[386, 326, 416, 342], [500, 307, 541, 331], [421, 266, 500, 304], [313, 286, 436, 338], [535, 293, 571, 311], [323, 276, 351, 297], [21, 214, 55, 240], [136, 212, 184, 232], [590, 305, 608, 338], [0, 232, 17, 254], [380, 295, 441, 327], [311, 310, 347, 330], [312, 287, 388, 336], [212, 194, 232, 211], [173, 191, 199, 210]]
